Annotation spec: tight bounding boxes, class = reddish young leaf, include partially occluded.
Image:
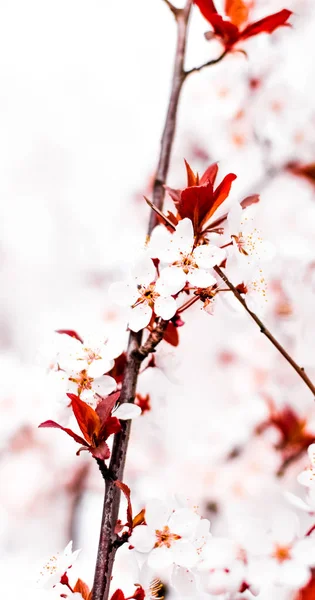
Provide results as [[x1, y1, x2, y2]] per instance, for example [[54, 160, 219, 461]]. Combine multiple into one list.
[[199, 162, 219, 186], [225, 0, 249, 27], [132, 508, 146, 528], [296, 573, 315, 599], [74, 579, 90, 600], [98, 415, 121, 441], [132, 587, 145, 600], [109, 353, 127, 385], [240, 194, 260, 209], [55, 329, 83, 343], [203, 173, 237, 223], [115, 480, 133, 532], [68, 393, 101, 444], [95, 391, 121, 424], [240, 9, 292, 40], [184, 159, 199, 187], [90, 441, 111, 460], [110, 591, 125, 600], [194, 0, 218, 22], [163, 321, 179, 347], [205, 13, 240, 46], [38, 420, 88, 447], [179, 181, 215, 232]]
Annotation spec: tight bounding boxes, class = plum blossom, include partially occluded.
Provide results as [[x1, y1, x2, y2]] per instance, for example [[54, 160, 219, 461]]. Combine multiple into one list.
[[149, 218, 225, 294], [53, 367, 117, 408], [226, 203, 274, 262], [57, 331, 125, 378], [129, 499, 210, 569], [38, 541, 80, 590], [247, 513, 315, 590], [197, 537, 248, 596], [298, 443, 315, 488], [286, 488, 315, 514], [109, 256, 177, 332]]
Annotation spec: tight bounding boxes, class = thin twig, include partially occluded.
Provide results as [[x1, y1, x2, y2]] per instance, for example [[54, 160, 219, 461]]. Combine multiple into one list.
[[214, 266, 315, 397], [184, 51, 228, 78], [161, 0, 179, 17], [92, 4, 193, 600]]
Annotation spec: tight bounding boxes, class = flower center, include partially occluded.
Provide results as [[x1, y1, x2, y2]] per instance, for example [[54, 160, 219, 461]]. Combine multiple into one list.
[[82, 348, 102, 365], [177, 253, 197, 274], [154, 525, 181, 549], [69, 370, 94, 395], [134, 284, 159, 308], [273, 544, 291, 563]]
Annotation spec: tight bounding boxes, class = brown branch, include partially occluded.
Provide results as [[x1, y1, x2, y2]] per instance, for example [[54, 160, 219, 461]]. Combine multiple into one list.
[[184, 51, 228, 78], [161, 0, 179, 17], [214, 266, 315, 397], [92, 3, 193, 600]]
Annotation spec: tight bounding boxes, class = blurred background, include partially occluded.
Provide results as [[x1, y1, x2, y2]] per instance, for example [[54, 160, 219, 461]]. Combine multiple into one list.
[[1, 0, 315, 597]]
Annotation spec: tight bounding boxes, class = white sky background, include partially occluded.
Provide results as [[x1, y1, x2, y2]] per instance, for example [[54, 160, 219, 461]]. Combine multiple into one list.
[[1, 0, 315, 598]]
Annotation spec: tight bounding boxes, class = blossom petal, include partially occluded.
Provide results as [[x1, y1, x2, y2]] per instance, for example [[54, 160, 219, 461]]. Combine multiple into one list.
[[93, 375, 117, 397], [171, 540, 199, 568], [147, 546, 173, 569], [87, 358, 114, 378], [159, 266, 187, 295], [171, 566, 197, 597], [129, 525, 156, 553], [193, 244, 226, 269], [133, 256, 156, 286], [187, 268, 216, 289], [168, 508, 200, 537], [113, 403, 141, 420], [109, 281, 139, 307], [128, 304, 152, 332], [308, 444, 315, 467], [145, 499, 172, 530], [297, 468, 315, 488], [148, 225, 172, 260], [154, 296, 177, 320], [171, 218, 194, 255]]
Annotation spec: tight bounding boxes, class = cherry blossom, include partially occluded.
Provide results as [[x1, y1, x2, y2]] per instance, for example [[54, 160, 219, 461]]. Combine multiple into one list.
[[197, 537, 248, 596], [298, 444, 315, 488], [38, 541, 80, 590], [247, 513, 315, 590], [150, 218, 225, 295], [56, 331, 125, 379], [109, 256, 177, 332], [129, 499, 210, 569], [53, 367, 117, 408], [226, 203, 274, 263], [286, 488, 315, 514]]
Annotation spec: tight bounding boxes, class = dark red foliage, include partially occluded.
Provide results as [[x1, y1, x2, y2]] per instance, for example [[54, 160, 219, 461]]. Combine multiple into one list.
[[295, 572, 315, 600], [135, 393, 151, 414], [55, 329, 83, 343], [39, 392, 121, 460], [167, 160, 236, 235], [194, 1, 292, 50]]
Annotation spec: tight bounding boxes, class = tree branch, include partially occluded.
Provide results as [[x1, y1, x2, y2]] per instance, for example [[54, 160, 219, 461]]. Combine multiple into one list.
[[92, 3, 193, 600], [184, 51, 228, 78], [161, 0, 179, 17], [214, 266, 315, 397]]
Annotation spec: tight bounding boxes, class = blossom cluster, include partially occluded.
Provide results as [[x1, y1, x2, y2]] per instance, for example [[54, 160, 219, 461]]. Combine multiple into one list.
[[110, 161, 273, 332]]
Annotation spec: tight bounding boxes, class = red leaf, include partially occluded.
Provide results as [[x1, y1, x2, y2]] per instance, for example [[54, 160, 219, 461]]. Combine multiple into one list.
[[95, 391, 121, 424], [184, 159, 199, 187], [240, 9, 292, 40], [296, 572, 315, 599], [74, 579, 90, 600], [38, 420, 88, 447], [205, 13, 240, 46], [240, 194, 260, 209], [204, 172, 237, 223], [115, 480, 133, 532], [68, 394, 101, 444], [163, 321, 179, 347], [199, 162, 218, 186], [194, 0, 218, 22], [90, 441, 111, 460], [179, 181, 214, 232], [99, 415, 122, 441], [165, 185, 182, 204], [110, 591, 125, 600], [225, 0, 249, 27], [55, 329, 83, 343], [132, 587, 146, 600]]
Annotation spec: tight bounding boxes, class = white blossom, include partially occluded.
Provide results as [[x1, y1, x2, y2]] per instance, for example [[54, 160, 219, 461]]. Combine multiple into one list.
[[298, 443, 315, 488], [109, 255, 177, 332], [37, 541, 80, 590], [150, 219, 225, 295]]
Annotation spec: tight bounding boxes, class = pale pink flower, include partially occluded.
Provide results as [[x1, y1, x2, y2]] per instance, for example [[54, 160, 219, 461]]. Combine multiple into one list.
[[109, 255, 177, 332], [150, 219, 225, 294]]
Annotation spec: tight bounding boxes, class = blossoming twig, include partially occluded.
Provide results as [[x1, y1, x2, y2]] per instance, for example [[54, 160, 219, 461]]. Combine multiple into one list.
[[161, 0, 179, 18], [214, 266, 315, 397], [184, 50, 228, 78], [92, 4, 193, 600]]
